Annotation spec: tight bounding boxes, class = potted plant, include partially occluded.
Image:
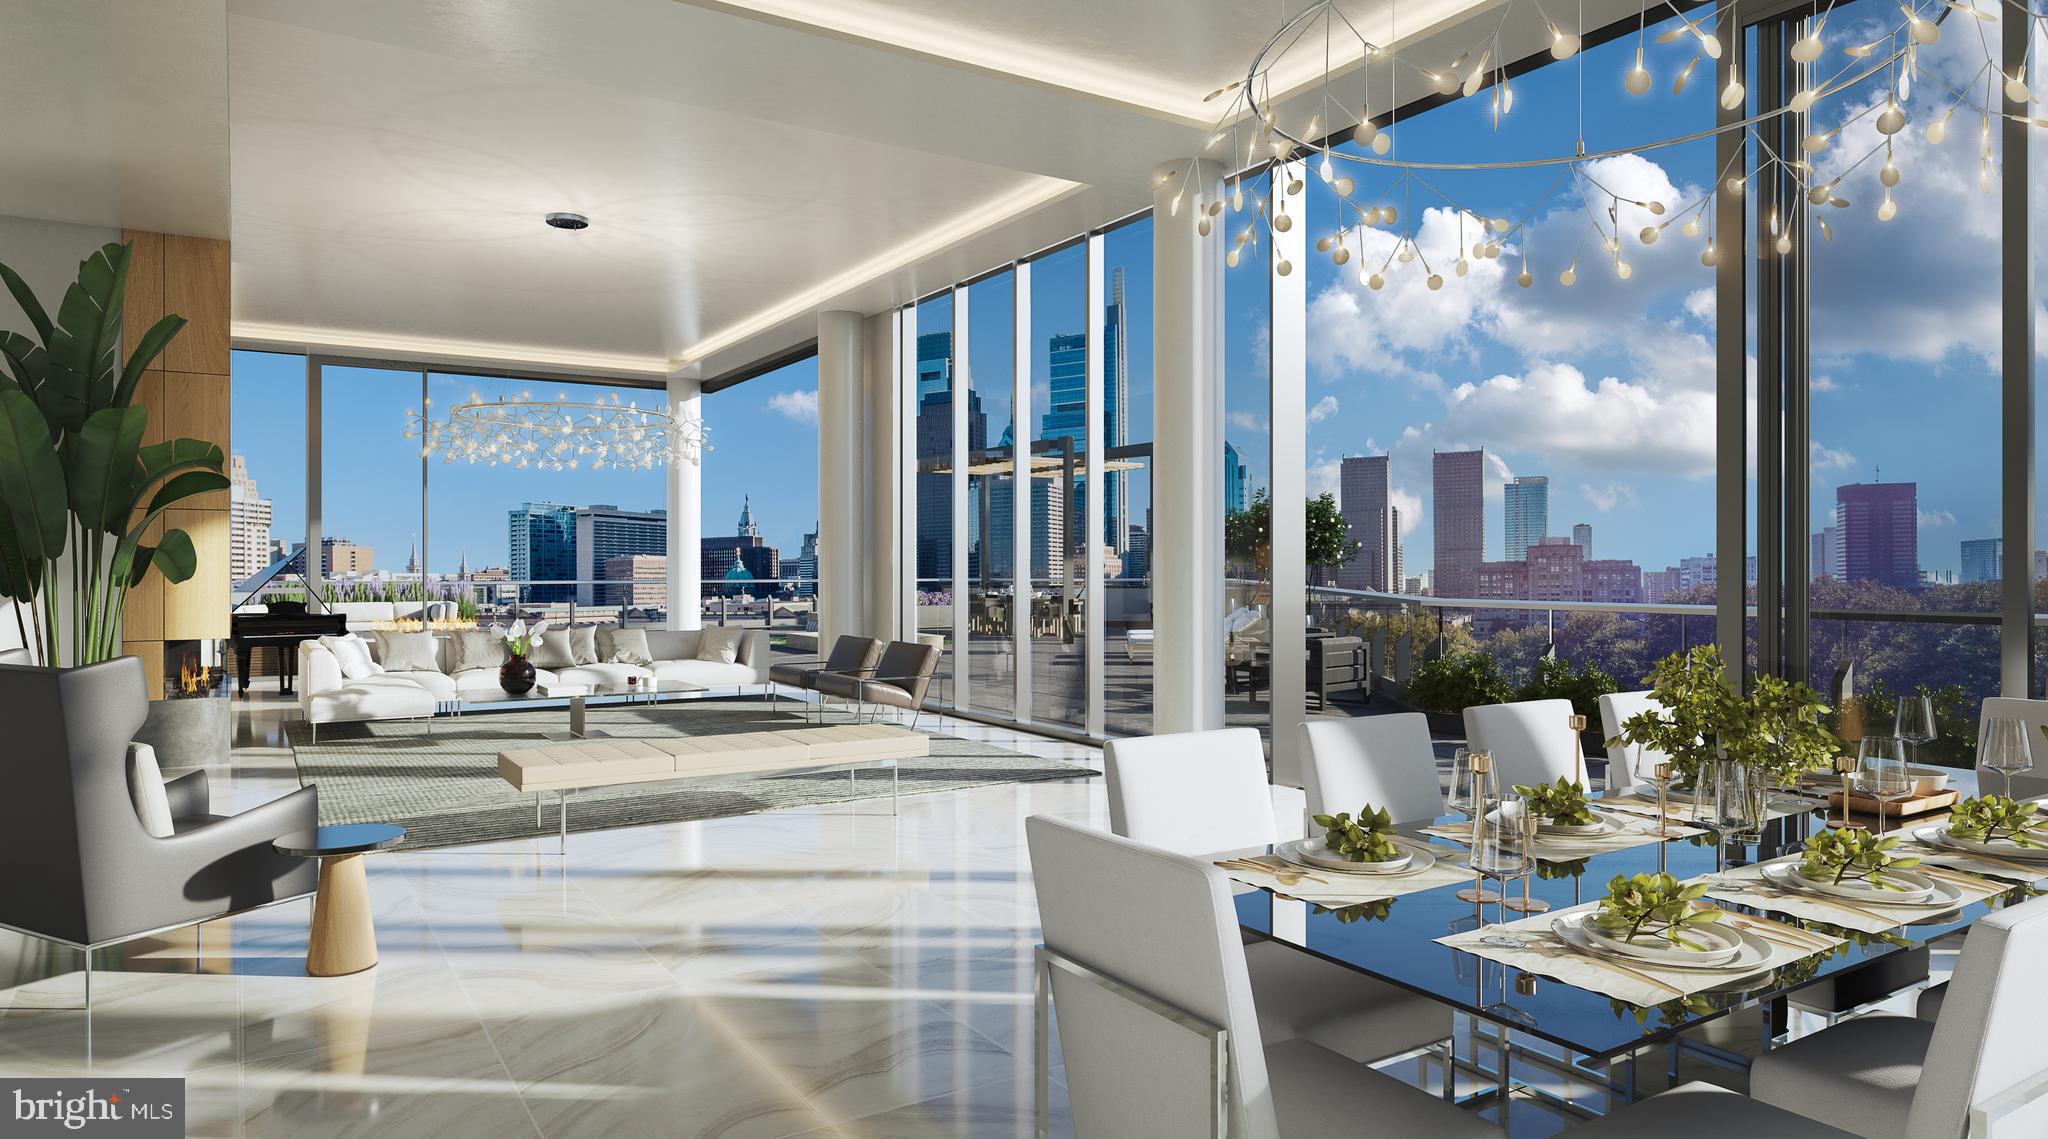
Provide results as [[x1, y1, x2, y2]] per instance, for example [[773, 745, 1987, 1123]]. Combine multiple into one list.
[[0, 243, 223, 667], [496, 618, 550, 694], [1405, 650, 1516, 735], [1609, 645, 1732, 792]]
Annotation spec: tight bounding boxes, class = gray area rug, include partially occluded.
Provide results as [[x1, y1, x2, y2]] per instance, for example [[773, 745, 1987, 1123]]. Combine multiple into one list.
[[287, 698, 1096, 850]]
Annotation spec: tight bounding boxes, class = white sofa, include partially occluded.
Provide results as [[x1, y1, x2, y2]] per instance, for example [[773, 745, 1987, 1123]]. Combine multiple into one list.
[[298, 627, 772, 737]]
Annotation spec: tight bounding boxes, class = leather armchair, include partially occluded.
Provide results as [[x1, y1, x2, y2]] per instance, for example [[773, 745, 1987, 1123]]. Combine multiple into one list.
[[0, 656, 317, 958]]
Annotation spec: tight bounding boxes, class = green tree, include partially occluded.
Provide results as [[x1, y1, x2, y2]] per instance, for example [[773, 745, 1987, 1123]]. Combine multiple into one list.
[[1223, 489, 1358, 581]]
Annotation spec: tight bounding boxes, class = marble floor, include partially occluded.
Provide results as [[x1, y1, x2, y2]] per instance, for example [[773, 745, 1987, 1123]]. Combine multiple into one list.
[[0, 689, 1856, 1138]]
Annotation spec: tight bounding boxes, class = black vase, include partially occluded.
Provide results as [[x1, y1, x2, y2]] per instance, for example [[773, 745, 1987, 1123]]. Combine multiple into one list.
[[500, 654, 536, 695]]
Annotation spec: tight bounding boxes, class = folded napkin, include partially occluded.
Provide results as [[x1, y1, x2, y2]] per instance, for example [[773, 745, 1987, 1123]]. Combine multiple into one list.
[[1420, 815, 1705, 860], [1217, 839, 1475, 905], [1695, 857, 2011, 935], [1435, 900, 1844, 1008]]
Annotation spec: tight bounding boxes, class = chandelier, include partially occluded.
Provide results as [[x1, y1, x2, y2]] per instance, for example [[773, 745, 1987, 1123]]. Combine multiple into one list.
[[1172, 0, 2034, 290], [403, 389, 711, 470]]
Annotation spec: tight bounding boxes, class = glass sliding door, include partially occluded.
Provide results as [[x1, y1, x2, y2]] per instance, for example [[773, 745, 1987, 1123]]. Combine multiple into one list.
[[1029, 243, 1087, 729], [319, 363, 425, 615], [913, 295, 958, 705], [965, 271, 1016, 717], [1103, 220, 1156, 737]]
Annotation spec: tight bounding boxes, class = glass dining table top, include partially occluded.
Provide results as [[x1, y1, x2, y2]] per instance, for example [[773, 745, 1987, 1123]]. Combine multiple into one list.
[[1229, 786, 2039, 1063]]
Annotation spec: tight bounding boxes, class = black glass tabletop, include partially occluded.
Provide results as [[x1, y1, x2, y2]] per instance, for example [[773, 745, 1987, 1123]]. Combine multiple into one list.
[[1232, 788, 2037, 1062], [274, 823, 406, 857]]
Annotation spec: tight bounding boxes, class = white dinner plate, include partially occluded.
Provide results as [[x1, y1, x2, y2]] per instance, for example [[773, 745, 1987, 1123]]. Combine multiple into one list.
[[1575, 913, 1744, 966], [1277, 837, 1437, 876], [1553, 912, 1773, 973], [1761, 861, 1965, 909], [1784, 864, 1937, 904], [1914, 824, 2048, 863]]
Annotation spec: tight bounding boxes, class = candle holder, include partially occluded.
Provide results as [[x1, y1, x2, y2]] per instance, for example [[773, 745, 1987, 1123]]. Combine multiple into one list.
[[1456, 750, 1502, 904], [1567, 713, 1589, 787], [1502, 809, 1550, 914]]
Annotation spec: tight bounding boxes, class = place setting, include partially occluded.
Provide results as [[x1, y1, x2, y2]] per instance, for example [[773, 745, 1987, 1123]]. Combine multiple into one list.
[[1216, 804, 1475, 904], [1700, 826, 2012, 935], [1421, 758, 1704, 858]]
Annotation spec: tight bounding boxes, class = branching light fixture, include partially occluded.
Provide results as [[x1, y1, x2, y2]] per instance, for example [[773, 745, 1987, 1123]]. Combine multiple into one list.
[[1174, 0, 2039, 290], [404, 389, 710, 470]]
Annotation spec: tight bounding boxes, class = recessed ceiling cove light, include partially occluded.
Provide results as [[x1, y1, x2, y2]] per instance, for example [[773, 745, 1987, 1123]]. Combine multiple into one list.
[[545, 212, 590, 231]]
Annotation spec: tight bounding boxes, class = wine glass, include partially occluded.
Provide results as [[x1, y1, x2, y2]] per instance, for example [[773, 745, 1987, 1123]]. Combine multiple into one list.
[[1853, 737, 1912, 835], [1474, 792, 1532, 945], [1895, 695, 1936, 773], [1449, 749, 1501, 904], [1978, 716, 2034, 799]]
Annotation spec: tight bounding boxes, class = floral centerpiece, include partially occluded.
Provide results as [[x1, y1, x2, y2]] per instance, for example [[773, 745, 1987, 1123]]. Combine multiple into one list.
[[1515, 776, 1597, 827], [495, 618, 549, 694], [1591, 872, 1724, 951], [1796, 828, 1922, 891], [1610, 645, 1840, 792], [1311, 805, 1404, 864], [1946, 795, 2048, 849]]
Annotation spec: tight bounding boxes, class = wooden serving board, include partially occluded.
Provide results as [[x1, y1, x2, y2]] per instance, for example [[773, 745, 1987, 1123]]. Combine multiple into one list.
[[1825, 788, 1959, 818]]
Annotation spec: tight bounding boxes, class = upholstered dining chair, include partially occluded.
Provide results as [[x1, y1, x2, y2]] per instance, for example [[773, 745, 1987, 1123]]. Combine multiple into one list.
[[767, 635, 882, 718], [1299, 713, 1444, 826], [1597, 690, 1672, 794], [1102, 727, 1455, 1069], [1464, 698, 1586, 791], [1025, 815, 1497, 1139], [0, 656, 318, 1005], [1977, 696, 2048, 801], [1743, 891, 2048, 1139]]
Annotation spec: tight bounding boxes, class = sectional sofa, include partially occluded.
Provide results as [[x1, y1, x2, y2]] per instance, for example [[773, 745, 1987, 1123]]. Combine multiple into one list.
[[298, 626, 770, 737]]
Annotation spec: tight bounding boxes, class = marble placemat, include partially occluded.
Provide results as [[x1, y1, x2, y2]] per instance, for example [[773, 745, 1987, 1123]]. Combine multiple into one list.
[[1421, 815, 1706, 860], [1216, 838, 1475, 904], [1435, 900, 1844, 1008], [1895, 835, 2048, 883], [1695, 857, 2011, 934]]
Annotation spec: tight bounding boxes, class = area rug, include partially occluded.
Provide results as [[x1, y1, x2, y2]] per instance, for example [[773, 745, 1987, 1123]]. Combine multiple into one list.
[[286, 698, 1096, 850]]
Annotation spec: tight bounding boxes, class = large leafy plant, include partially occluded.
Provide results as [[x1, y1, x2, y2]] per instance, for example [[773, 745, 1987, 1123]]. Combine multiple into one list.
[[1406, 650, 1516, 714], [0, 242, 222, 666], [1610, 645, 1840, 787]]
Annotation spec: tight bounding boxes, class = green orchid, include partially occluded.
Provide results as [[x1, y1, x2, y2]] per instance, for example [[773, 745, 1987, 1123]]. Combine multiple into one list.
[[1515, 776, 1597, 826], [1796, 827, 1922, 890], [1948, 795, 2048, 850], [1591, 871, 1724, 951], [1311, 804, 1403, 864]]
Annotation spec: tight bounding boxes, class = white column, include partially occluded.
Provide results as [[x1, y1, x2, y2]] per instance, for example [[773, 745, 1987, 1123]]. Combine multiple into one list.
[[1083, 233, 1107, 738], [1269, 160, 1309, 786], [1012, 261, 1033, 722], [665, 368, 702, 629], [1152, 158, 1227, 734], [950, 289, 971, 707], [817, 310, 866, 648], [862, 310, 904, 641], [895, 309, 918, 640]]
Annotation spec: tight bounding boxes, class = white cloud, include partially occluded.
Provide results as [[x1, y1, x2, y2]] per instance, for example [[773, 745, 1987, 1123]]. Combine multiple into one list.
[[1683, 288, 1714, 323], [1390, 486, 1423, 536], [1580, 482, 1640, 512], [1229, 409, 1265, 431], [767, 390, 818, 423], [1811, 374, 1840, 392], [1403, 362, 1717, 479], [1918, 508, 1958, 529], [1308, 395, 1340, 423], [1810, 442, 1857, 471], [1308, 457, 1341, 497]]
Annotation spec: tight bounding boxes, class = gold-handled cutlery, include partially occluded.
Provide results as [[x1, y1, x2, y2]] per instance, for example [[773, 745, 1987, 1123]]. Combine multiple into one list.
[[1528, 935, 1685, 998], [1216, 858, 1327, 886]]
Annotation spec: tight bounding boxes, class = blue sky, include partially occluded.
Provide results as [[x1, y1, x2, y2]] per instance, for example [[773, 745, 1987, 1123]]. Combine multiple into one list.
[[229, 0, 2042, 586]]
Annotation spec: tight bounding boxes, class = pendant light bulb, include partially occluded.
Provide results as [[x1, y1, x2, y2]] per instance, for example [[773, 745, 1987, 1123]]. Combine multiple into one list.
[[1877, 188, 1897, 221], [1626, 46, 1652, 95], [1550, 27, 1580, 60], [1560, 262, 1578, 286], [1355, 115, 1379, 146], [1720, 66, 1746, 111], [1426, 273, 1444, 290]]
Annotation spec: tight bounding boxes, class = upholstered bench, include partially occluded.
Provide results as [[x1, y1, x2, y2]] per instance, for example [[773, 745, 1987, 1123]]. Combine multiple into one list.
[[498, 724, 931, 850]]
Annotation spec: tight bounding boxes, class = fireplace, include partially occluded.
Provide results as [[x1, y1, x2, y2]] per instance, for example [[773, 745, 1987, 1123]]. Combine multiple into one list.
[[163, 639, 227, 700], [136, 639, 231, 767]]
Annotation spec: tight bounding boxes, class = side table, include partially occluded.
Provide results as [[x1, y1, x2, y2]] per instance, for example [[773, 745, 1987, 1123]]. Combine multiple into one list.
[[274, 823, 406, 977]]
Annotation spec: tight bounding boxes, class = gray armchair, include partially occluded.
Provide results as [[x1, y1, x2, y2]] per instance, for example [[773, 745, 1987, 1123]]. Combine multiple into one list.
[[816, 640, 940, 727], [0, 656, 317, 1000], [768, 635, 883, 719]]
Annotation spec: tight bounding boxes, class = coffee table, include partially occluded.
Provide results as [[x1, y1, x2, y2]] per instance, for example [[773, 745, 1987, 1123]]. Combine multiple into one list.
[[274, 823, 406, 977], [439, 677, 700, 739]]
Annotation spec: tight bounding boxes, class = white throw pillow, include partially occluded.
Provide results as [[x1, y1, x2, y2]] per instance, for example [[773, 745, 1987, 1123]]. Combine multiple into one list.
[[605, 628, 654, 666], [320, 634, 382, 680], [569, 626, 598, 666], [128, 742, 174, 837], [377, 630, 443, 673], [450, 630, 507, 672], [696, 626, 744, 665], [530, 630, 574, 669]]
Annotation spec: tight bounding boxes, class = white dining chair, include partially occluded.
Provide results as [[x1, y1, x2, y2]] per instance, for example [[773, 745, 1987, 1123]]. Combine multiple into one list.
[[1597, 690, 1672, 794], [1561, 1078, 1857, 1137], [1978, 697, 2048, 800], [1746, 892, 2048, 1139], [1025, 815, 1497, 1139], [1299, 714, 1444, 826], [1464, 698, 1586, 790], [1102, 727, 1455, 1067]]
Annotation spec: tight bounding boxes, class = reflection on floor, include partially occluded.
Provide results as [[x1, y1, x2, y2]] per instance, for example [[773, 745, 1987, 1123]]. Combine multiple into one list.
[[0, 681, 1892, 1137]]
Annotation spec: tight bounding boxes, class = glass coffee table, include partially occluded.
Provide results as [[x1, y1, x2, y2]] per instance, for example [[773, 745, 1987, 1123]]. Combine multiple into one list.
[[438, 676, 701, 740]]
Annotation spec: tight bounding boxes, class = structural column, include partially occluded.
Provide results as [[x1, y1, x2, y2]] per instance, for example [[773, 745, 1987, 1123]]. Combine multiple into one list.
[[1152, 159, 1228, 734], [861, 309, 906, 642], [817, 310, 867, 649], [1268, 160, 1308, 785], [665, 369, 702, 630], [2001, 7, 2036, 697]]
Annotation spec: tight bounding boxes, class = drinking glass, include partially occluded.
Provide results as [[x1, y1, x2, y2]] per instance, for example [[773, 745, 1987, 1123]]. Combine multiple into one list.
[[1895, 695, 1936, 761], [1978, 716, 2034, 799], [1853, 737, 1912, 834], [1501, 805, 1552, 914], [1449, 749, 1501, 904], [1473, 793, 1532, 946]]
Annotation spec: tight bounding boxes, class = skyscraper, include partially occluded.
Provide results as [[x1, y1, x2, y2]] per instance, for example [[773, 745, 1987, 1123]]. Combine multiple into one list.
[[509, 503, 576, 603], [1571, 522, 1592, 557], [1837, 481, 1919, 590], [1811, 526, 1844, 580], [1337, 455, 1400, 592], [228, 453, 273, 586], [914, 331, 987, 581], [1961, 537, 2002, 583], [1223, 440, 1248, 515], [1504, 475, 1549, 561], [795, 523, 819, 597], [1433, 449, 1485, 598], [574, 504, 668, 604], [1038, 268, 1130, 552]]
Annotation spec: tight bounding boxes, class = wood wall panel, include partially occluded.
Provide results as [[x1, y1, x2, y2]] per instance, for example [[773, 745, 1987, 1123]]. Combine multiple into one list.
[[122, 515, 166, 643], [160, 371, 231, 509], [126, 231, 164, 337], [160, 507, 229, 641], [160, 235, 229, 376]]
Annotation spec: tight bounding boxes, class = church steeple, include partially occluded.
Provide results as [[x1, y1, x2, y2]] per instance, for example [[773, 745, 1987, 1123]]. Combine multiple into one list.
[[737, 495, 759, 538]]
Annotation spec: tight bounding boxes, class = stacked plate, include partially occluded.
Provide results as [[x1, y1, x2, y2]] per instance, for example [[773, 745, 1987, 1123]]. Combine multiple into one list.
[[1551, 911, 1774, 974], [1275, 836, 1439, 876], [1758, 861, 1967, 910], [1487, 808, 1642, 840], [1913, 823, 2048, 863]]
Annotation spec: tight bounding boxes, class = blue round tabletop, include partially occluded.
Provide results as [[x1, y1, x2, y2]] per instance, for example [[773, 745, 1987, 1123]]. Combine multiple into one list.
[[273, 823, 406, 858]]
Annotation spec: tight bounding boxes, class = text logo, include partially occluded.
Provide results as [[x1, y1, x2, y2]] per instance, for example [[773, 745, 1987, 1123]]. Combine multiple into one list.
[[1, 1080, 183, 1137]]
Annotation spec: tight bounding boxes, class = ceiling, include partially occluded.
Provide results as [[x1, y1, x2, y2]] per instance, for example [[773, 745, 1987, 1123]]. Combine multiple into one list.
[[0, 0, 1652, 381]]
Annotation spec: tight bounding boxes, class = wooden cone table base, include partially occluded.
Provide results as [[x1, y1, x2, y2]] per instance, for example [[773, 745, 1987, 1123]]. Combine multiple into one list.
[[307, 854, 377, 977]]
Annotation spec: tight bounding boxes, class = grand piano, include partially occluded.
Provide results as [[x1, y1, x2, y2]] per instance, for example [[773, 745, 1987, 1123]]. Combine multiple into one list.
[[229, 552, 346, 697]]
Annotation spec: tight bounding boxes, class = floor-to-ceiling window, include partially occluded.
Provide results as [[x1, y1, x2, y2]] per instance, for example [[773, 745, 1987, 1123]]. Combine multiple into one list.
[[1103, 219, 1156, 738], [1029, 243, 1087, 729], [321, 364, 426, 609], [913, 293, 959, 704], [702, 355, 821, 650], [966, 271, 1016, 717], [1224, 173, 1275, 739], [228, 350, 306, 605]]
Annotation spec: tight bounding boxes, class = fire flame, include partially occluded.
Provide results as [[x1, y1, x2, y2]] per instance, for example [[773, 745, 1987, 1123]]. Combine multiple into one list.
[[177, 655, 206, 696]]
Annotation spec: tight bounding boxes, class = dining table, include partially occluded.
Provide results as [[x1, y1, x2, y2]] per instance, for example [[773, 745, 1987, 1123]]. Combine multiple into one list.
[[1217, 771, 2044, 1125]]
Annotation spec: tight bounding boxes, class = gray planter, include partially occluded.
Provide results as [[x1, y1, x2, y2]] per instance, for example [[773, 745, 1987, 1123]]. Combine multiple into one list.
[[135, 696, 231, 769]]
